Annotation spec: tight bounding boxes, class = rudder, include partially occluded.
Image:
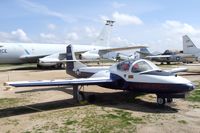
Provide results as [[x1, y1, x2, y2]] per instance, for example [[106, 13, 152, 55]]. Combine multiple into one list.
[[66, 45, 87, 77]]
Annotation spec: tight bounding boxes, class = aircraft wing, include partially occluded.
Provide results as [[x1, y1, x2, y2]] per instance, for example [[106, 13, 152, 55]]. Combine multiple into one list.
[[21, 52, 67, 63], [20, 54, 48, 62], [5, 77, 113, 87], [74, 46, 147, 55], [166, 67, 188, 73], [98, 45, 146, 55], [39, 59, 102, 64]]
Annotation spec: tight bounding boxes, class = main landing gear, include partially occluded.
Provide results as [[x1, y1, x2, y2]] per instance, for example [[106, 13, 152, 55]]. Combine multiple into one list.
[[72, 85, 96, 103], [73, 85, 86, 103], [37, 63, 64, 69], [157, 97, 173, 106]]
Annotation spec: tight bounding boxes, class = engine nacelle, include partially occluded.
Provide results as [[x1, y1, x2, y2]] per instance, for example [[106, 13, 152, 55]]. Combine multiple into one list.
[[80, 51, 100, 60], [38, 58, 58, 67], [116, 53, 135, 61], [38, 53, 63, 68]]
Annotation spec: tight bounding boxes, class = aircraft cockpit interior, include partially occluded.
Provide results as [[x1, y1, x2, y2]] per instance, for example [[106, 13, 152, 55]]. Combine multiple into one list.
[[116, 59, 159, 73]]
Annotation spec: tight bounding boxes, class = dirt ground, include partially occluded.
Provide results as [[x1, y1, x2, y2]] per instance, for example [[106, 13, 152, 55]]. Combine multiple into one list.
[[0, 65, 200, 133]]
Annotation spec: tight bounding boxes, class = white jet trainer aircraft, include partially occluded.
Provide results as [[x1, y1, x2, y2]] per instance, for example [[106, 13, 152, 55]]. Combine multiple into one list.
[[5, 45, 195, 106], [0, 20, 145, 68]]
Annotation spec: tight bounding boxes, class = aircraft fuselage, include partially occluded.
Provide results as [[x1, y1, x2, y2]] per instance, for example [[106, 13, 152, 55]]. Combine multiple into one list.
[[0, 43, 102, 64]]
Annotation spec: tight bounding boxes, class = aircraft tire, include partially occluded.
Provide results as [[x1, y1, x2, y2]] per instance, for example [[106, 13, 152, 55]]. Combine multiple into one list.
[[157, 97, 166, 105], [167, 98, 173, 103], [54, 63, 62, 69], [37, 64, 42, 69], [77, 91, 85, 102]]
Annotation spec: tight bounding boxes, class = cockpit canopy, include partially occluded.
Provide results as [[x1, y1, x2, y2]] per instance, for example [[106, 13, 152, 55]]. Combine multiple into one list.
[[116, 59, 160, 73]]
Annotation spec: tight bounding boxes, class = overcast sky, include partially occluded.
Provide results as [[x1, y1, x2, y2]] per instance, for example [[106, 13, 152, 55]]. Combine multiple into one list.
[[1, 0, 200, 52]]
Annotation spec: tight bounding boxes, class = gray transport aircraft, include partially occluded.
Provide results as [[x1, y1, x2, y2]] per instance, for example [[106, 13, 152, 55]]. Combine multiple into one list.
[[5, 45, 194, 106], [137, 47, 196, 64]]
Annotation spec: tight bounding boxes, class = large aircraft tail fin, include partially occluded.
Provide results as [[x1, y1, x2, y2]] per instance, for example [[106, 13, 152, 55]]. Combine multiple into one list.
[[183, 35, 200, 54], [66, 45, 87, 77], [94, 20, 115, 47]]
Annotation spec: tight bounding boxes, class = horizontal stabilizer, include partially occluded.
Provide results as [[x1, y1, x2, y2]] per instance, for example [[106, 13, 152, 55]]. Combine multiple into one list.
[[166, 67, 188, 73]]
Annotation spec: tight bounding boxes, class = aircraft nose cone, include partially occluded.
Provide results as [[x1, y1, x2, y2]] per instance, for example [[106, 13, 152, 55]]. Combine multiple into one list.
[[186, 83, 195, 91]]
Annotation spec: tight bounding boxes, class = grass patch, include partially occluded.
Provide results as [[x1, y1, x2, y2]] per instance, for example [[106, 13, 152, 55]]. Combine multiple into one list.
[[79, 109, 144, 132], [186, 83, 200, 102], [64, 120, 78, 125], [26, 106, 145, 133], [178, 120, 187, 124], [0, 98, 27, 108]]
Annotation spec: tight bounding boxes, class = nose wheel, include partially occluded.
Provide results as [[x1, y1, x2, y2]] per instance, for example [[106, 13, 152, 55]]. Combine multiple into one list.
[[157, 97, 173, 106], [157, 97, 166, 105]]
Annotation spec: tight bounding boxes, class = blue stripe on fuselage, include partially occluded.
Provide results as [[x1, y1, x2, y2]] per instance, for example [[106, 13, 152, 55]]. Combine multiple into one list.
[[109, 73, 194, 94]]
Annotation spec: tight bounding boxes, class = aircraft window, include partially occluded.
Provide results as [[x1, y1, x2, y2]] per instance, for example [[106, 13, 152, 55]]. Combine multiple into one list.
[[117, 61, 132, 71], [132, 61, 153, 73]]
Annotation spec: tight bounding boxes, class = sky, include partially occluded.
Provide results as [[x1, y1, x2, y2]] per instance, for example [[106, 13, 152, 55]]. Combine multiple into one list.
[[1, 0, 200, 52]]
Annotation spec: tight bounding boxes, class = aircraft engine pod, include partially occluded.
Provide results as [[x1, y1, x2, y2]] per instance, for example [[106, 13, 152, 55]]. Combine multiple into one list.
[[81, 51, 100, 60]]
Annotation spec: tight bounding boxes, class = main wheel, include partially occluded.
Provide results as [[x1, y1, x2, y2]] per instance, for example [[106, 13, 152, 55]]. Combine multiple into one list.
[[54, 63, 62, 69], [167, 98, 173, 103], [37, 64, 42, 69], [77, 91, 85, 102], [157, 97, 166, 105]]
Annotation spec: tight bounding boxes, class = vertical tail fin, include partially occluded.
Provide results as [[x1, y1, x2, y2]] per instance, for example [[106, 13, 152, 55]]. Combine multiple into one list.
[[66, 45, 87, 77], [183, 35, 200, 54], [138, 47, 152, 58], [140, 47, 151, 54], [94, 20, 115, 47]]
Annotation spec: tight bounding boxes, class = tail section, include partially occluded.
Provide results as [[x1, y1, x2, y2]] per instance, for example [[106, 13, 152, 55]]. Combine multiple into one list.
[[94, 20, 115, 47], [137, 47, 152, 58], [66, 45, 87, 77], [140, 47, 151, 55], [183, 35, 200, 54]]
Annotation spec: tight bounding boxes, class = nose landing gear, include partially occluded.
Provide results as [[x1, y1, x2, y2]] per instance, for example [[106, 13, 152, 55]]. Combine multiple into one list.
[[157, 97, 173, 106], [157, 97, 166, 105]]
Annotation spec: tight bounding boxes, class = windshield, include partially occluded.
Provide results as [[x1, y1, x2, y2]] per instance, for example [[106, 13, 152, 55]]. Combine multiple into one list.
[[131, 61, 153, 73], [117, 60, 135, 71]]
